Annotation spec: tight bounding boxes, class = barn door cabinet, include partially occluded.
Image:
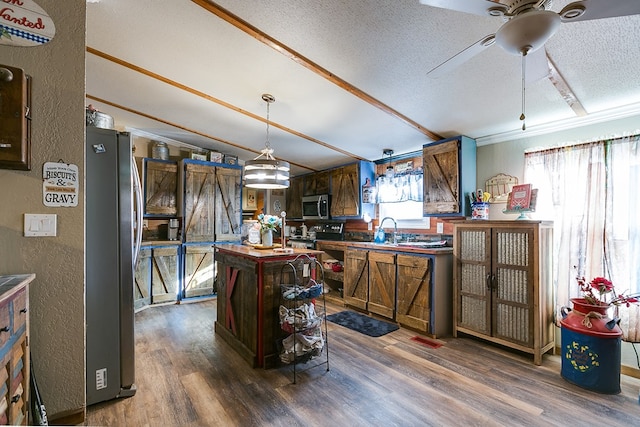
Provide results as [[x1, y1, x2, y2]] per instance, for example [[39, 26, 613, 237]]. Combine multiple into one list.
[[285, 176, 304, 220], [183, 243, 216, 298], [343, 248, 369, 310], [396, 252, 453, 336], [134, 247, 152, 310], [330, 161, 375, 219], [179, 159, 242, 242], [134, 244, 180, 307], [343, 247, 454, 336], [453, 220, 554, 365], [0, 273, 32, 426], [423, 136, 476, 216], [303, 170, 330, 196], [367, 251, 396, 319], [142, 158, 178, 217]]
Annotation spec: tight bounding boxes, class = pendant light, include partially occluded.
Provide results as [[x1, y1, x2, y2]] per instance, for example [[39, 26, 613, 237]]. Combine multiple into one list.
[[244, 94, 290, 189], [383, 149, 394, 178]]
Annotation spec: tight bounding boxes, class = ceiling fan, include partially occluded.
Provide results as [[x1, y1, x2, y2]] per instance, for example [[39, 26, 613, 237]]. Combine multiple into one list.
[[421, 0, 640, 129]]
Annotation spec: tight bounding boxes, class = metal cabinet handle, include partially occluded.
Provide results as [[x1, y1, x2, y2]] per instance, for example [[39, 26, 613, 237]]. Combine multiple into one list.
[[11, 394, 20, 403], [20, 308, 27, 314], [0, 326, 9, 333]]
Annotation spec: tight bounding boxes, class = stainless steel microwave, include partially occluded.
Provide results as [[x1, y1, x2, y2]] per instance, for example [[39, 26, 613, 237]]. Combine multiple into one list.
[[302, 194, 330, 220]]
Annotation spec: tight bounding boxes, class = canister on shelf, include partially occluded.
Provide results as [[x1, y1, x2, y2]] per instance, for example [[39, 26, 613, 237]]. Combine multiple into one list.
[[151, 141, 169, 160]]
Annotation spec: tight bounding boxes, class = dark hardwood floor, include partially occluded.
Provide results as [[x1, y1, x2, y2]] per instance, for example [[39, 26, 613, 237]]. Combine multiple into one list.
[[84, 299, 640, 426]]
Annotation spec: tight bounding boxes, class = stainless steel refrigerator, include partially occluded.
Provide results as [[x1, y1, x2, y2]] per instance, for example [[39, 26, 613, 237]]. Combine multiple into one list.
[[86, 126, 142, 405]]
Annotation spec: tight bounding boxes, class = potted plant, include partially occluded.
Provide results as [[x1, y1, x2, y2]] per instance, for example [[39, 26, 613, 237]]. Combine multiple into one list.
[[257, 213, 282, 247]]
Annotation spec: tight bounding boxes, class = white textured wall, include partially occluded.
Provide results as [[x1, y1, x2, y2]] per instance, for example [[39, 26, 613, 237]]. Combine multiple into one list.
[[0, 0, 86, 418]]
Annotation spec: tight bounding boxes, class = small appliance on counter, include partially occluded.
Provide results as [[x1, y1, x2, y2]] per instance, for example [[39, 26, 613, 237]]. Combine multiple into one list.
[[168, 218, 180, 240]]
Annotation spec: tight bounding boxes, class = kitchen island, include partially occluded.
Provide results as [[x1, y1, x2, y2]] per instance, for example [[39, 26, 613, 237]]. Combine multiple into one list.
[[214, 244, 322, 368]]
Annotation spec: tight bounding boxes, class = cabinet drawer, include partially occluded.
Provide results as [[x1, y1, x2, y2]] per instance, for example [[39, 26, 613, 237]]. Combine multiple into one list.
[[12, 289, 27, 334], [0, 301, 9, 348]]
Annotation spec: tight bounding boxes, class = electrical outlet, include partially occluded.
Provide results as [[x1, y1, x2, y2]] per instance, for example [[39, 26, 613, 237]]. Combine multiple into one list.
[[367, 222, 372, 231], [436, 222, 444, 234], [143, 219, 149, 228]]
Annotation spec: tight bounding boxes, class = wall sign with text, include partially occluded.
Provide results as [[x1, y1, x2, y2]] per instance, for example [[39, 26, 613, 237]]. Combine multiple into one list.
[[43, 162, 78, 207], [0, 0, 56, 47]]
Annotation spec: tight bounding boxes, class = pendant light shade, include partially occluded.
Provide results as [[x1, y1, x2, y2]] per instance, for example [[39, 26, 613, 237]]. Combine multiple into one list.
[[244, 94, 290, 189]]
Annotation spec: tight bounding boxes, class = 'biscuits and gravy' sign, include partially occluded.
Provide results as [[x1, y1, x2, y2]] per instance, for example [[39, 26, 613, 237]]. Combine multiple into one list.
[[43, 162, 78, 207]]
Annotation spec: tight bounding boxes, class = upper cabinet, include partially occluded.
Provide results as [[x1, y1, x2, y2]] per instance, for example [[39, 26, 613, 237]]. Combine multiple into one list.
[[285, 176, 304, 220], [179, 159, 242, 242], [423, 136, 476, 217], [330, 161, 375, 219], [142, 158, 178, 217], [303, 170, 330, 196]]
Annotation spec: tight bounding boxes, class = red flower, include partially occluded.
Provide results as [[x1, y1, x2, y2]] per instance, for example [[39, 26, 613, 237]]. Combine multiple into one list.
[[590, 277, 613, 294]]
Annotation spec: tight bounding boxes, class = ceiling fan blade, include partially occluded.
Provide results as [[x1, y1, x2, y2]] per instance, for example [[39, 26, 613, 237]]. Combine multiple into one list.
[[418, 0, 507, 17], [559, 0, 640, 22], [427, 34, 495, 78], [525, 47, 550, 83]]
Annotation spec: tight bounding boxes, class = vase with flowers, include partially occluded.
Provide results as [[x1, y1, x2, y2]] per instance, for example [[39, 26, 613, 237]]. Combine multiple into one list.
[[560, 271, 640, 394], [257, 213, 282, 247]]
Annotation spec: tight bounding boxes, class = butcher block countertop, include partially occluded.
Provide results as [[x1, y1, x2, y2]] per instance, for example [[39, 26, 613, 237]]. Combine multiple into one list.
[[215, 243, 322, 259]]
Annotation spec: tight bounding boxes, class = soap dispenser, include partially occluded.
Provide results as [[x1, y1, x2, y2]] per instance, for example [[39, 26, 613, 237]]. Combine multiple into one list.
[[301, 223, 308, 238]]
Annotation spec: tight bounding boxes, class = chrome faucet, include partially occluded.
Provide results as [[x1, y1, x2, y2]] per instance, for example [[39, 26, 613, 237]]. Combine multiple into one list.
[[377, 217, 398, 245]]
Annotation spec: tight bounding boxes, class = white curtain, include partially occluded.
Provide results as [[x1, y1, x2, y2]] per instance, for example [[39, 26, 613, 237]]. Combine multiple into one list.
[[524, 135, 640, 340], [375, 171, 423, 203]]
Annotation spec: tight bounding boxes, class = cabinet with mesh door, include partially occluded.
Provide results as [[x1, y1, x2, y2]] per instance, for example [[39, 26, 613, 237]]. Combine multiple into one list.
[[453, 220, 554, 365]]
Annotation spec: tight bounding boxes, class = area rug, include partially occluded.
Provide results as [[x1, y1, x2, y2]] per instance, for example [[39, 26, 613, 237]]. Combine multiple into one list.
[[410, 336, 443, 349], [326, 311, 399, 337]]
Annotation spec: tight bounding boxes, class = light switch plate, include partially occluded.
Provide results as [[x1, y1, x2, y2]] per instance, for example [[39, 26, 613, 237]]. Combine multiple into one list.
[[436, 222, 444, 234], [24, 214, 57, 237]]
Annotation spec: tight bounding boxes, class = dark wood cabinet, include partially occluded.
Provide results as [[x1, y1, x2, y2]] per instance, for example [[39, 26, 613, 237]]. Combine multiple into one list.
[[368, 251, 396, 319], [330, 161, 375, 219], [343, 245, 453, 336], [423, 136, 476, 216], [285, 176, 304, 219], [344, 248, 369, 310], [331, 163, 360, 217], [453, 220, 554, 365], [396, 254, 432, 333], [303, 170, 330, 196]]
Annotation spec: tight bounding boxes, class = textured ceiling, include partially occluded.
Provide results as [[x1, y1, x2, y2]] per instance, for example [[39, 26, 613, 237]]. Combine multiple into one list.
[[86, 0, 640, 176]]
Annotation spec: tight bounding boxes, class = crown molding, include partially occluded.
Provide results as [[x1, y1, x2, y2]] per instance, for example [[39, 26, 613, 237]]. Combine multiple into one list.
[[475, 102, 640, 146]]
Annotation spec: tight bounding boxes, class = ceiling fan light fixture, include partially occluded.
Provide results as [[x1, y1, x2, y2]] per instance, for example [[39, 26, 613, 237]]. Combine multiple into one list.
[[243, 94, 290, 189], [495, 10, 561, 55], [560, 4, 586, 20]]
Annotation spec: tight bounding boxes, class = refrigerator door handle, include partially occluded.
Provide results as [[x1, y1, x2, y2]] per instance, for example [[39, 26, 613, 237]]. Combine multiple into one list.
[[131, 156, 143, 268]]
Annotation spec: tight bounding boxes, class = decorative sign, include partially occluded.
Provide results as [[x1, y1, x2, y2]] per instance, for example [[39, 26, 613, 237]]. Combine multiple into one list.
[[43, 161, 78, 207], [0, 0, 56, 47]]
